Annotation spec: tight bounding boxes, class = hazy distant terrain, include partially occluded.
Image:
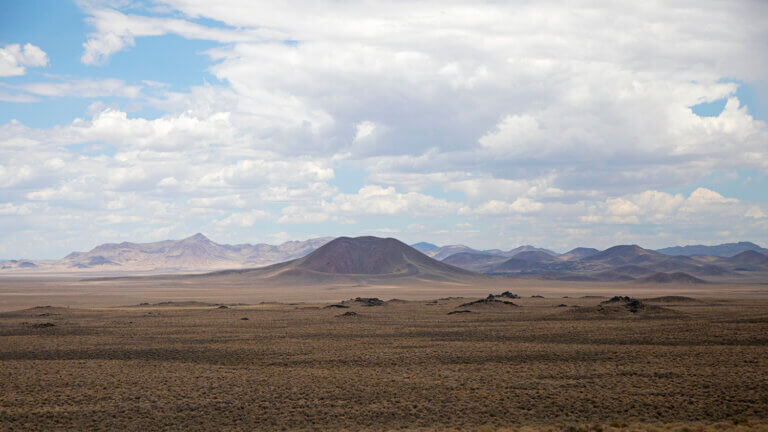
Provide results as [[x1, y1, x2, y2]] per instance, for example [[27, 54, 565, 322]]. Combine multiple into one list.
[[3, 235, 768, 284], [434, 243, 768, 284], [655, 241, 768, 257], [0, 234, 333, 275], [420, 243, 558, 261]]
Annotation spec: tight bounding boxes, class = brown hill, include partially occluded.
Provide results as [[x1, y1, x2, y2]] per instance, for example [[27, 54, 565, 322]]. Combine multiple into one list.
[[725, 250, 768, 267], [559, 247, 600, 261], [442, 252, 507, 272], [637, 272, 708, 284], [424, 245, 478, 260], [203, 236, 485, 283], [584, 245, 659, 265], [489, 251, 558, 273]]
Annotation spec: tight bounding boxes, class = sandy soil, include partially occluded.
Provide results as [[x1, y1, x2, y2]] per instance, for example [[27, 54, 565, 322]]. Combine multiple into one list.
[[1, 296, 767, 431], [1, 275, 767, 311]]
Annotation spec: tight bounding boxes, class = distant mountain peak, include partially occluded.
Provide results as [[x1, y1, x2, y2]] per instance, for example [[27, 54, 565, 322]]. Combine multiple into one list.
[[560, 247, 600, 260], [583, 245, 657, 264], [656, 241, 768, 257], [183, 233, 211, 242], [259, 236, 482, 281], [605, 244, 651, 254], [410, 242, 439, 252]]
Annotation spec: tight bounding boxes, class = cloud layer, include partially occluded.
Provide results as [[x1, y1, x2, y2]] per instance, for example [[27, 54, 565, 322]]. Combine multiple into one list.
[[1, 1, 767, 257]]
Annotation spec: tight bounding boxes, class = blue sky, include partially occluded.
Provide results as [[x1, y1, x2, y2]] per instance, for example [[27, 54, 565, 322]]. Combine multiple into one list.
[[1, 0, 767, 259]]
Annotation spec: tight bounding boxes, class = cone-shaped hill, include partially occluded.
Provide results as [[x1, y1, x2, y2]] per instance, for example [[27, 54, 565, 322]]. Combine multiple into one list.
[[201, 236, 485, 283]]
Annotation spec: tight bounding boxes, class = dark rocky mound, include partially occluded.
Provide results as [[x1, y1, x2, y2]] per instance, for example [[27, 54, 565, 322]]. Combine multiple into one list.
[[136, 301, 215, 307], [31, 322, 56, 328], [217, 305, 229, 309], [644, 296, 701, 303], [560, 295, 682, 319], [447, 310, 473, 315], [240, 317, 249, 320], [324, 304, 350, 309], [556, 304, 568, 307], [336, 311, 358, 317], [348, 297, 385, 307], [601, 296, 645, 312], [495, 291, 519, 299], [602, 295, 633, 304], [386, 298, 408, 304], [531, 295, 545, 298], [459, 296, 519, 308], [638, 272, 707, 284]]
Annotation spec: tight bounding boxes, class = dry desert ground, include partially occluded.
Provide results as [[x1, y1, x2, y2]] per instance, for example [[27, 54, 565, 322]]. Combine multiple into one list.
[[1, 278, 767, 431]]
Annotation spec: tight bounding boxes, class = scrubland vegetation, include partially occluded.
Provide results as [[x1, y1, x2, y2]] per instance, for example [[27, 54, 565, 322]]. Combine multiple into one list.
[[1, 296, 766, 431]]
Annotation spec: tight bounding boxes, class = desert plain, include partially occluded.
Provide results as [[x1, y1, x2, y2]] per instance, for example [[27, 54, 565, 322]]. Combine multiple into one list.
[[1, 277, 767, 431]]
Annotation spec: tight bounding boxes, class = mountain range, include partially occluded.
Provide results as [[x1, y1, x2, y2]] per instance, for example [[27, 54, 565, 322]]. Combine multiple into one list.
[[655, 242, 768, 257], [0, 234, 333, 274], [439, 244, 768, 283], [2, 235, 767, 283], [416, 243, 558, 261]]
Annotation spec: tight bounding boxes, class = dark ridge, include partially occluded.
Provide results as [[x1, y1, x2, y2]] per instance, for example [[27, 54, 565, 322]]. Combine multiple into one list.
[[459, 298, 519, 308], [644, 296, 701, 303], [447, 310, 473, 315], [347, 297, 385, 307], [637, 272, 707, 284], [336, 311, 358, 317]]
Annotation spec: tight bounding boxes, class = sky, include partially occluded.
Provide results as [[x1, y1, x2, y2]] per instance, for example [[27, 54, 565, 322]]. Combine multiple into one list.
[[1, 0, 767, 259]]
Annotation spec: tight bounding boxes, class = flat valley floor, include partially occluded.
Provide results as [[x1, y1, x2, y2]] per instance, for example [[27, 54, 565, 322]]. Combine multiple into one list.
[[1, 288, 767, 431]]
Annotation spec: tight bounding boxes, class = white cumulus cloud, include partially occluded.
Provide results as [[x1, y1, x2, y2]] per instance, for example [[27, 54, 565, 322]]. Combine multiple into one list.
[[0, 43, 48, 77]]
